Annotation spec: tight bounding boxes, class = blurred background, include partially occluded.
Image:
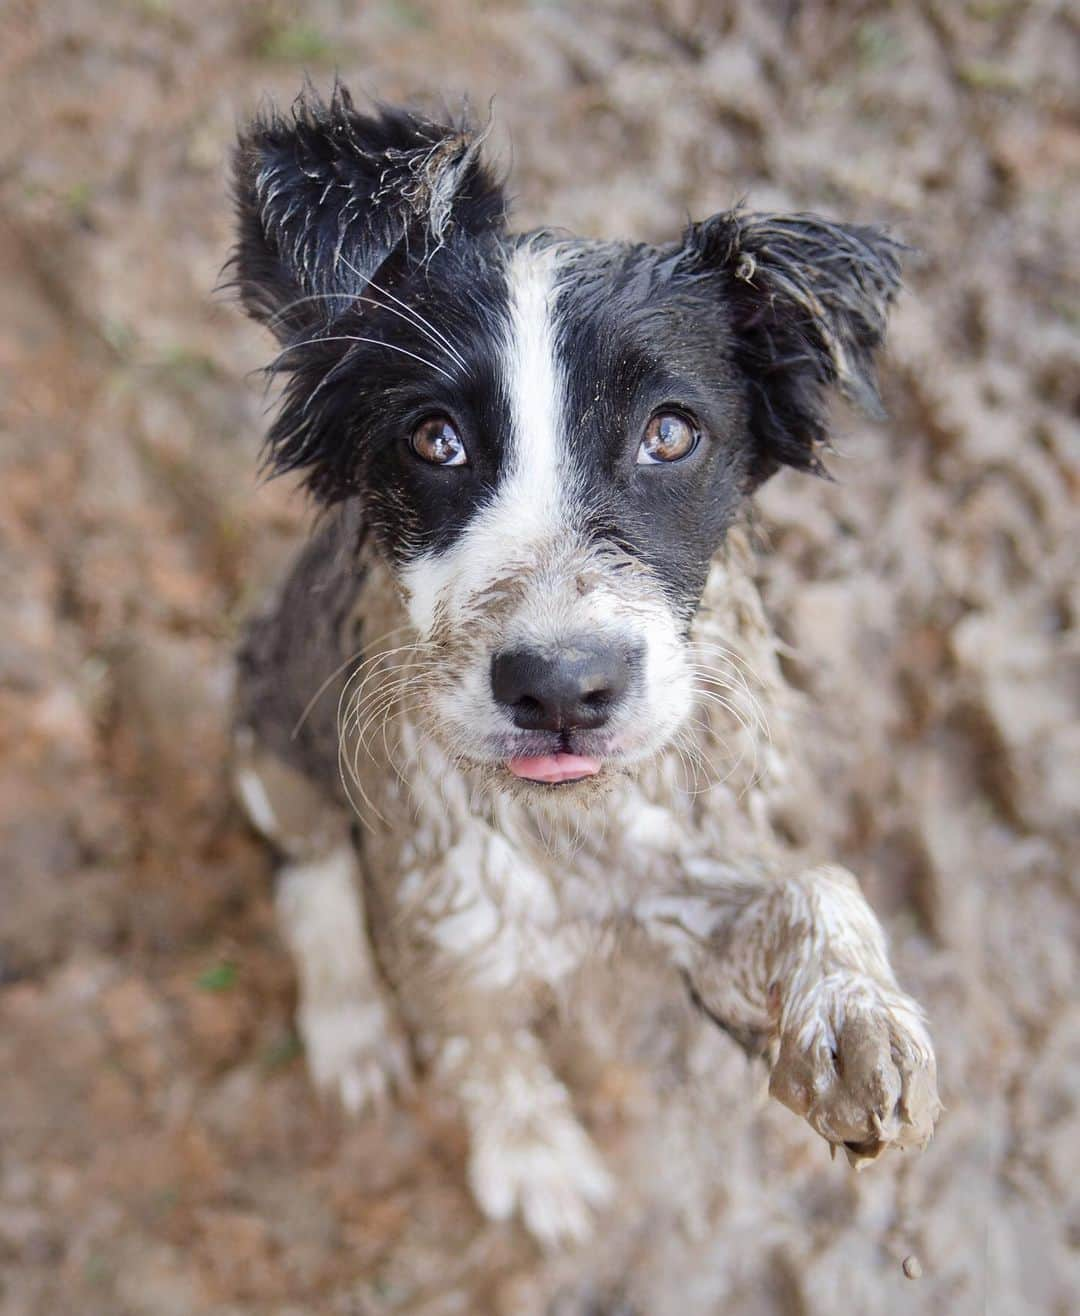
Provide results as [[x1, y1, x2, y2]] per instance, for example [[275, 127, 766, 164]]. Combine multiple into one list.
[[1, 1, 1077, 1313]]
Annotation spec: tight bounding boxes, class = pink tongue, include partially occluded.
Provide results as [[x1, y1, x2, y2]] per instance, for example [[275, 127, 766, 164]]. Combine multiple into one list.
[[508, 753, 601, 784]]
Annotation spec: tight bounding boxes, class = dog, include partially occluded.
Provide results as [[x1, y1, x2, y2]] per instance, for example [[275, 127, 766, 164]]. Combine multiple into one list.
[[229, 85, 940, 1246]]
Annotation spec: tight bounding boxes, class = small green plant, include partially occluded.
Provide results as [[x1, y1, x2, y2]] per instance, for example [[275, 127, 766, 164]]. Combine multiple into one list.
[[197, 960, 238, 992]]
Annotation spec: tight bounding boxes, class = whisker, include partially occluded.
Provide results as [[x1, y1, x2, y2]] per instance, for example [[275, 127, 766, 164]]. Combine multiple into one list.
[[267, 287, 469, 375], [349, 677, 428, 761], [335, 642, 433, 828], [265, 290, 356, 333], [675, 717, 756, 797], [292, 644, 374, 740], [345, 676, 427, 761], [271, 334, 456, 381], [341, 259, 470, 373]]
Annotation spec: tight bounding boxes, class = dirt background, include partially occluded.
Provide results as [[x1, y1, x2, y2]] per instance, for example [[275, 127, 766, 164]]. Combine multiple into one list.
[[1, 0, 1077, 1312]]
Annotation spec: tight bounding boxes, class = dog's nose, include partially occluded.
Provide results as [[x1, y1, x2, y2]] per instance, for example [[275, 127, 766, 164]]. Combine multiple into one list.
[[491, 640, 632, 732]]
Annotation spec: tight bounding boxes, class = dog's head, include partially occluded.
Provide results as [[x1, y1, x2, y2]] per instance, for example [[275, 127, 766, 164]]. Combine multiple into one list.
[[233, 88, 902, 795]]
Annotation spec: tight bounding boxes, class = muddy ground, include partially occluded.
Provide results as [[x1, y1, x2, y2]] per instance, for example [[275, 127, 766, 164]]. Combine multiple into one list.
[[1, 1, 1077, 1312]]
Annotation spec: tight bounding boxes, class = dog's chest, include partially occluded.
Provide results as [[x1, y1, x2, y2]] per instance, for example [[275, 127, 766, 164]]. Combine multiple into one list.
[[368, 743, 761, 992]]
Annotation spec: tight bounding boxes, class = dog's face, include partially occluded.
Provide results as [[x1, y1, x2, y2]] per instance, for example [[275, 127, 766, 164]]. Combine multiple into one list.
[[233, 89, 901, 794]]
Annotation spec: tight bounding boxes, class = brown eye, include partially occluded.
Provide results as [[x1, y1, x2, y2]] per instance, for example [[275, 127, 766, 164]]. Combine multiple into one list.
[[410, 415, 467, 467], [637, 411, 699, 465]]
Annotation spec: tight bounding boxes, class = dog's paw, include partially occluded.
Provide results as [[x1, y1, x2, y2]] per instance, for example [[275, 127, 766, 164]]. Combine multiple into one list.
[[768, 973, 941, 1167], [468, 1102, 614, 1247], [299, 999, 412, 1115]]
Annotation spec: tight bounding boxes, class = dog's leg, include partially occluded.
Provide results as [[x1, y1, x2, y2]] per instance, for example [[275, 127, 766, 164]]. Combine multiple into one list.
[[640, 864, 940, 1164], [383, 831, 613, 1246], [432, 1025, 614, 1247], [235, 744, 412, 1113], [275, 844, 412, 1113]]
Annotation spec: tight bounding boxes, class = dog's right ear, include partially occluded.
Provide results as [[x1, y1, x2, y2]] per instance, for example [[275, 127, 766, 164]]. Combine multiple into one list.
[[680, 209, 904, 486], [231, 85, 507, 340]]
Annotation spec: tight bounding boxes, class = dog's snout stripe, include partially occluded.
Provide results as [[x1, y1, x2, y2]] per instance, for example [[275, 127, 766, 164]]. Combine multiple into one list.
[[499, 240, 569, 539]]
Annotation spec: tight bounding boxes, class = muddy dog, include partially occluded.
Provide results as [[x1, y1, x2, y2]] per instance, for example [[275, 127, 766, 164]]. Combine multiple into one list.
[[229, 86, 940, 1246]]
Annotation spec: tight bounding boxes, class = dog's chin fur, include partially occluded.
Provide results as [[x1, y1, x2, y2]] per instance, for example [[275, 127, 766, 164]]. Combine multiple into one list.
[[486, 763, 626, 809]]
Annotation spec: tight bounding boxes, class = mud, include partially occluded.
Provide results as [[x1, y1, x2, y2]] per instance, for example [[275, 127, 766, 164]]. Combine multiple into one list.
[[1, 1, 1077, 1313]]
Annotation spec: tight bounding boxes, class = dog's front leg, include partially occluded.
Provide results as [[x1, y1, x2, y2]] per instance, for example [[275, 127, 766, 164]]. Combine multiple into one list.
[[234, 743, 412, 1114], [640, 864, 941, 1164], [274, 843, 413, 1114], [385, 840, 613, 1247], [427, 1022, 613, 1247]]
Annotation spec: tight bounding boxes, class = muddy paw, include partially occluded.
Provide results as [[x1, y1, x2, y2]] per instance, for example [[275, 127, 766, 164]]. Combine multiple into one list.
[[299, 999, 413, 1115], [468, 1104, 614, 1247], [769, 974, 941, 1167]]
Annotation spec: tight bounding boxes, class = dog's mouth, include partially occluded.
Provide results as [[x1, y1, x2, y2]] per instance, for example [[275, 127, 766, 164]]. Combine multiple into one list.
[[506, 751, 602, 785], [436, 704, 678, 790], [500, 727, 612, 786]]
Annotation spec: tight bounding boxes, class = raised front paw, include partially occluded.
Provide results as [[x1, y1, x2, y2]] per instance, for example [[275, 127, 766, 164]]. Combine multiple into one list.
[[299, 998, 413, 1116], [467, 1098, 614, 1247], [768, 974, 941, 1167]]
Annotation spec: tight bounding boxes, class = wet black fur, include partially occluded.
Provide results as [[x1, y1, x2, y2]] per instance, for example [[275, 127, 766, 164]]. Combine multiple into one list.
[[231, 86, 903, 585]]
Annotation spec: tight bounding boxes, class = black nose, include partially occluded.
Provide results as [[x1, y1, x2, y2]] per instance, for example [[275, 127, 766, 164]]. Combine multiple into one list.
[[491, 640, 632, 732]]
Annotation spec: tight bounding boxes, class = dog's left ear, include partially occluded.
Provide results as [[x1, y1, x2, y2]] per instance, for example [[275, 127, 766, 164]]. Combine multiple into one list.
[[683, 210, 905, 485], [229, 86, 507, 502], [232, 85, 507, 340]]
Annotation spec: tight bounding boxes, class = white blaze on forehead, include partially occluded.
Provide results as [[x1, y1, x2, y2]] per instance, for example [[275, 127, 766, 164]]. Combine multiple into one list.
[[401, 239, 571, 635], [501, 239, 566, 528]]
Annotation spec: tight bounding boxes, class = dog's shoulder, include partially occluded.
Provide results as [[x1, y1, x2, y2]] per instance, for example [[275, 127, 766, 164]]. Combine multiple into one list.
[[235, 507, 368, 800]]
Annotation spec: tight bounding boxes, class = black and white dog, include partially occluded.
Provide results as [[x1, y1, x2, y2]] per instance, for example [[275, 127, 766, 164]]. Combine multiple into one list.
[[231, 86, 939, 1246]]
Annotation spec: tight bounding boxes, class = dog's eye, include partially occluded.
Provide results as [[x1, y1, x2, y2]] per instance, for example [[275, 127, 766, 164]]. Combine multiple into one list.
[[636, 411, 699, 464], [410, 415, 468, 467]]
